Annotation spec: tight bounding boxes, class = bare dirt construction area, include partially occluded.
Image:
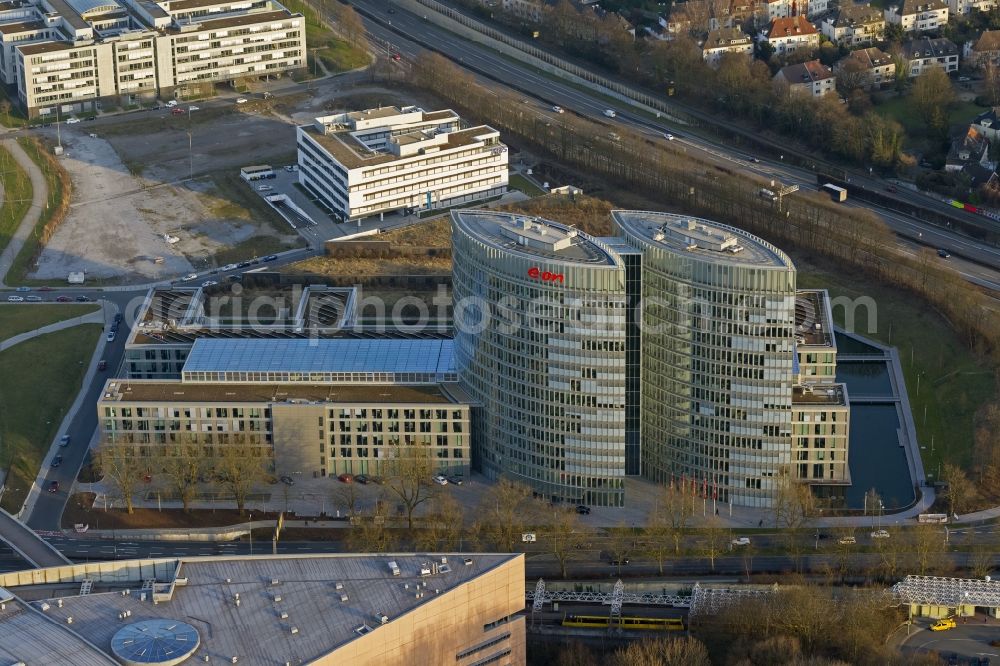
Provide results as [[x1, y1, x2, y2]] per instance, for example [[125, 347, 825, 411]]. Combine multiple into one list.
[[29, 117, 302, 283]]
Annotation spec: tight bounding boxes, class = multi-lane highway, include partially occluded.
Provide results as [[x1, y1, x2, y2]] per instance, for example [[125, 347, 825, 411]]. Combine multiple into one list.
[[353, 0, 1000, 286]]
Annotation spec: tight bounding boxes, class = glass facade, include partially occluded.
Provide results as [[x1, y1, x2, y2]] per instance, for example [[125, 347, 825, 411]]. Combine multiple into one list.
[[613, 211, 798, 508], [452, 211, 628, 506]]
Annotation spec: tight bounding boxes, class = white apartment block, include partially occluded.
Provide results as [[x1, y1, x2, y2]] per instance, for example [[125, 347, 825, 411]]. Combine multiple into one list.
[[820, 3, 884, 46], [765, 0, 830, 20], [6, 0, 305, 117], [297, 106, 509, 222], [885, 0, 948, 33], [903, 37, 959, 76], [949, 0, 996, 14], [702, 27, 753, 67]]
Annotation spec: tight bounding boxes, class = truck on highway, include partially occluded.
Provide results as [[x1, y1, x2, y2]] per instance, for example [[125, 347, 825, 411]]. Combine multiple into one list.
[[822, 183, 847, 202]]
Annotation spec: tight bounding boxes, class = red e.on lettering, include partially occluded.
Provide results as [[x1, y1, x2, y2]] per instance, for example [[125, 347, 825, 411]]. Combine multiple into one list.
[[527, 267, 565, 283]]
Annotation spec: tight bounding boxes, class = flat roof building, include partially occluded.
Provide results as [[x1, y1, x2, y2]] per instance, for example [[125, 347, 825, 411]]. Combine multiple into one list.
[[297, 107, 508, 221], [0, 553, 525, 665], [3, 0, 306, 117], [613, 210, 798, 508], [451, 210, 628, 506]]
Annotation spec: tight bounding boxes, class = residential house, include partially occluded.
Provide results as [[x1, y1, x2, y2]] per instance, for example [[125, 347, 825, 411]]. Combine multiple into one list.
[[972, 108, 1000, 142], [774, 59, 837, 96], [902, 37, 959, 76], [945, 126, 992, 173], [971, 30, 1000, 69], [767, 15, 820, 55], [820, 3, 884, 46], [884, 0, 948, 33], [835, 47, 896, 89], [703, 27, 754, 66], [765, 0, 830, 20], [948, 0, 996, 16]]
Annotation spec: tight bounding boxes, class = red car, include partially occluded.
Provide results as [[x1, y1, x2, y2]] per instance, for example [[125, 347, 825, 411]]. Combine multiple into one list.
[[392, 53, 401, 61], [171, 107, 185, 115], [56, 295, 71, 302], [338, 473, 354, 484]]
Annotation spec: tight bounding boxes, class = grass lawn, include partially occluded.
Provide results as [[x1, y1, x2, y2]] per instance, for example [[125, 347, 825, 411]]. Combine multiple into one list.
[[7, 137, 69, 285], [875, 95, 984, 137], [0, 303, 98, 341], [282, 0, 368, 73], [509, 173, 546, 196], [0, 145, 31, 255], [0, 86, 27, 129], [797, 264, 995, 476], [0, 324, 101, 513]]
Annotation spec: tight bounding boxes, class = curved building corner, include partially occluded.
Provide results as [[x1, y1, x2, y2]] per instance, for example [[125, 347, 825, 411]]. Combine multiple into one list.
[[451, 210, 628, 506]]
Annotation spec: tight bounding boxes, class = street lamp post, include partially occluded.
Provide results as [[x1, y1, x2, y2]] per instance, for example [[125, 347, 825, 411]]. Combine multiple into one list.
[[187, 131, 193, 180], [249, 512, 253, 556]]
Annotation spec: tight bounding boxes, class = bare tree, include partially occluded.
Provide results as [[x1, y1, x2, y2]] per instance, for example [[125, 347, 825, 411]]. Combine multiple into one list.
[[94, 440, 146, 514], [548, 505, 587, 577], [610, 636, 711, 666], [472, 478, 534, 551], [384, 447, 436, 530], [160, 444, 203, 513], [416, 492, 464, 551], [699, 515, 727, 571], [333, 481, 361, 519], [909, 523, 949, 575], [216, 443, 268, 515], [347, 503, 395, 552], [606, 523, 635, 575], [338, 5, 366, 49], [942, 462, 976, 517]]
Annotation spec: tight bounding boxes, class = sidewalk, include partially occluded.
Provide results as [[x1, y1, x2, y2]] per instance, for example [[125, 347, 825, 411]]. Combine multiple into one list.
[[0, 138, 47, 286]]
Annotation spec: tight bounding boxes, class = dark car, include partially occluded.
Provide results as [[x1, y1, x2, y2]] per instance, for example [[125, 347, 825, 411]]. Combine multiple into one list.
[[749, 156, 760, 163], [75, 295, 91, 302], [48, 481, 59, 493], [56, 295, 71, 302], [884, 184, 898, 193], [98, 359, 108, 371], [51, 455, 63, 468], [938, 249, 951, 258], [280, 475, 294, 486], [114, 313, 123, 324], [263, 254, 278, 262], [575, 505, 591, 515], [355, 474, 370, 484], [229, 274, 242, 282], [609, 558, 630, 566], [237, 261, 252, 268], [447, 476, 464, 485]]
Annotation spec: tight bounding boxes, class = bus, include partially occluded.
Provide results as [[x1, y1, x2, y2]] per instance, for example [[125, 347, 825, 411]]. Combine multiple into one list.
[[240, 165, 275, 182], [562, 614, 686, 631], [822, 183, 847, 202]]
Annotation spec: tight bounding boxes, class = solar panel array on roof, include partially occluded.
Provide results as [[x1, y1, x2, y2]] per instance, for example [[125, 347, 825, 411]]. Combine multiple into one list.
[[182, 339, 455, 375]]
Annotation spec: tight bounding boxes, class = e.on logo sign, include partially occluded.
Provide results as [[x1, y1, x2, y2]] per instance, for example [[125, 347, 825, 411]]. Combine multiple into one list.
[[528, 267, 565, 283]]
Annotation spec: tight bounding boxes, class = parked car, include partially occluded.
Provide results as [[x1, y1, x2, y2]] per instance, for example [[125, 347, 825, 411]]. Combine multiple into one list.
[[837, 535, 856, 545], [609, 558, 630, 566], [106, 330, 116, 342], [26, 295, 42, 302], [938, 249, 951, 258], [871, 529, 890, 539], [958, 76, 971, 82], [15, 286, 30, 292], [59, 435, 70, 447], [56, 296, 71, 302], [575, 505, 591, 515], [338, 473, 354, 483], [171, 107, 185, 116], [355, 474, 370, 484], [65, 117, 80, 124], [98, 359, 108, 371], [930, 617, 957, 631], [447, 476, 463, 485], [257, 185, 273, 192], [114, 313, 123, 324], [48, 481, 59, 493], [433, 475, 448, 485], [552, 105, 564, 114], [51, 455, 63, 468], [6, 295, 24, 302], [731, 537, 751, 547], [166, 100, 178, 107], [235, 98, 248, 104], [75, 295, 91, 302], [280, 475, 295, 486]]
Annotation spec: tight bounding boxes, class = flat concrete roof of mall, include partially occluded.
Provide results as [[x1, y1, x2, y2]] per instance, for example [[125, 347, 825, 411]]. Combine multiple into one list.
[[0, 553, 520, 665], [452, 210, 622, 266], [612, 210, 794, 268]]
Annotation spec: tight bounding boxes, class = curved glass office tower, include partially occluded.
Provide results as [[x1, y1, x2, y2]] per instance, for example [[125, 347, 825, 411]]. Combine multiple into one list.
[[451, 210, 628, 506], [612, 211, 797, 508]]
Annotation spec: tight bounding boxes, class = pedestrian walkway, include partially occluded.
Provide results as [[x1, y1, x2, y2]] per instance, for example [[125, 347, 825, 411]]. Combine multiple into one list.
[[0, 507, 70, 567], [0, 138, 47, 286], [0, 307, 104, 352]]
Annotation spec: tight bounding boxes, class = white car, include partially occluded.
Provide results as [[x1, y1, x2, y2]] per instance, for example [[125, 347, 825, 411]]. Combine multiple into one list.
[[664, 133, 675, 141], [65, 117, 81, 124], [433, 475, 448, 486], [6, 295, 24, 302], [871, 529, 890, 539], [731, 537, 751, 547], [257, 185, 273, 192], [181, 273, 198, 281], [236, 98, 248, 104], [201, 280, 218, 287], [163, 234, 180, 244], [603, 109, 616, 118], [552, 105, 564, 114], [166, 100, 178, 107], [221, 263, 238, 271], [26, 295, 41, 302]]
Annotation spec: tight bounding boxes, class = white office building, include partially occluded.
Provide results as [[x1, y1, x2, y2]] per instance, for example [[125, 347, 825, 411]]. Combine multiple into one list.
[[4, 0, 306, 117], [296, 106, 509, 221]]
